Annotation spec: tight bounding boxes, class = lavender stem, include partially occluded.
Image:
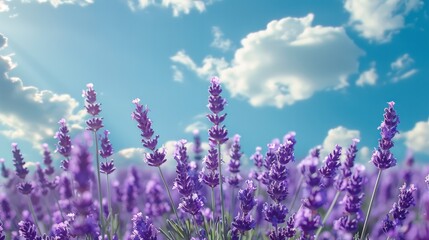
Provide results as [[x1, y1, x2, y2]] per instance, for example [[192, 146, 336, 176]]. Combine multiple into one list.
[[360, 169, 382, 240]]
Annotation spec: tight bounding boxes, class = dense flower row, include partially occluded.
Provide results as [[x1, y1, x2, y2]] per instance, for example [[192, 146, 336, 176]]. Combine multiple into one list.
[[0, 78, 428, 240]]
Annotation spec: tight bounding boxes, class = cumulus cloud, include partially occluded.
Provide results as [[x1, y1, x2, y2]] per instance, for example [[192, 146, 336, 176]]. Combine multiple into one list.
[[321, 126, 361, 159], [400, 118, 429, 155], [211, 26, 232, 51], [0, 1, 9, 12], [172, 14, 363, 108], [344, 0, 423, 42], [171, 50, 228, 80], [128, 0, 210, 16], [389, 53, 418, 82], [0, 33, 85, 148], [356, 62, 378, 86]]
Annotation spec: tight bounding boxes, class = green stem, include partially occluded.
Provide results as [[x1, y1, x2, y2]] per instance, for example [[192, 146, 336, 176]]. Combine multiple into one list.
[[360, 169, 382, 240], [28, 197, 42, 235], [157, 166, 180, 221], [289, 175, 303, 212], [217, 144, 226, 240], [106, 173, 114, 239], [211, 187, 216, 220], [315, 190, 341, 239], [93, 132, 106, 239], [52, 194, 65, 221]]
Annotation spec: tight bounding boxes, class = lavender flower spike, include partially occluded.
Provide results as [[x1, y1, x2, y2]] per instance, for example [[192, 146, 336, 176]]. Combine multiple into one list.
[[371, 101, 399, 170], [228, 134, 242, 188], [231, 180, 257, 239], [55, 118, 72, 170], [11, 143, 29, 179], [130, 213, 158, 240], [83, 83, 103, 132]]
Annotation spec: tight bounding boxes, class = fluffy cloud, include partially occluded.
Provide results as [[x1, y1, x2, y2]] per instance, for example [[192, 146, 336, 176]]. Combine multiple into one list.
[[389, 53, 418, 82], [211, 26, 232, 51], [171, 50, 228, 79], [0, 34, 85, 148], [356, 62, 378, 86], [321, 126, 361, 159], [400, 118, 429, 155], [128, 0, 210, 16], [172, 14, 363, 108], [0, 1, 9, 12], [344, 0, 423, 42], [184, 121, 208, 133]]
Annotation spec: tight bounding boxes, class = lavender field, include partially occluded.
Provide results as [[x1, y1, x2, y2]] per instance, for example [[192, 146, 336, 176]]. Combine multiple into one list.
[[0, 0, 428, 240], [0, 78, 427, 240]]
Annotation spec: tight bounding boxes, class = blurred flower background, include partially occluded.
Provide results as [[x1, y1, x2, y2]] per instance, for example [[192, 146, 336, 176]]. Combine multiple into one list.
[[0, 0, 428, 239]]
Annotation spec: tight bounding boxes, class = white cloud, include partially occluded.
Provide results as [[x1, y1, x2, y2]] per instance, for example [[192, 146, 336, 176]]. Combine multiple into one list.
[[171, 50, 229, 80], [184, 121, 208, 133], [211, 26, 232, 51], [400, 118, 429, 155], [0, 34, 85, 148], [389, 53, 418, 82], [344, 0, 423, 42], [0, 1, 9, 12], [172, 14, 363, 108], [321, 126, 361, 160], [128, 0, 210, 16], [172, 65, 184, 82], [0, 0, 94, 10], [356, 62, 378, 86]]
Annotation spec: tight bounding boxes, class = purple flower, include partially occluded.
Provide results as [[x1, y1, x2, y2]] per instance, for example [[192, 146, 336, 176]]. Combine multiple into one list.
[[371, 101, 399, 169], [336, 166, 365, 234], [0, 220, 5, 240], [342, 139, 359, 179], [192, 130, 204, 162], [42, 144, 54, 175], [17, 182, 33, 195], [173, 140, 194, 196], [145, 148, 167, 167], [86, 117, 104, 132], [69, 135, 93, 193], [99, 130, 114, 159], [238, 180, 257, 215], [0, 158, 9, 179], [83, 84, 104, 132], [319, 145, 342, 179], [54, 119, 72, 170], [18, 221, 38, 240], [100, 160, 116, 175], [231, 214, 255, 233], [278, 132, 296, 165], [126, 181, 136, 213], [144, 179, 170, 217], [207, 77, 228, 145], [130, 213, 158, 240], [178, 193, 204, 216], [228, 134, 242, 187], [11, 143, 29, 179], [263, 203, 288, 227], [132, 98, 157, 149], [390, 183, 417, 222], [296, 207, 320, 239], [201, 143, 220, 188]]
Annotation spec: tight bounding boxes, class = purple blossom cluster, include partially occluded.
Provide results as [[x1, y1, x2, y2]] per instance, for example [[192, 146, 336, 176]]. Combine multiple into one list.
[[0, 80, 427, 240]]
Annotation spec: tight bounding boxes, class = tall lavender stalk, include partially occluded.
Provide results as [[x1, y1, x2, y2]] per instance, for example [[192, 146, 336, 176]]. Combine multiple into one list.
[[131, 98, 180, 223], [99, 129, 116, 238], [361, 101, 399, 240], [12, 143, 41, 235], [82, 83, 106, 239], [207, 76, 228, 238]]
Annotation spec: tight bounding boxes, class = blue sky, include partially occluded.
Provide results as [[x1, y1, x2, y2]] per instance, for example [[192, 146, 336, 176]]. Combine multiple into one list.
[[0, 0, 428, 169]]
